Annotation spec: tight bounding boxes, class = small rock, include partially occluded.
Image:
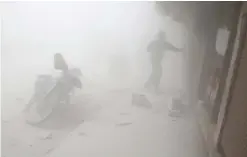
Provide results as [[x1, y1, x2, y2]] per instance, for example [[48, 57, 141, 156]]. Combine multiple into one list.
[[41, 132, 53, 140], [78, 132, 87, 136], [2, 120, 8, 123], [16, 97, 24, 102], [116, 122, 132, 126], [132, 93, 152, 108], [120, 112, 130, 115], [46, 148, 54, 154], [10, 142, 17, 147], [168, 97, 185, 118]]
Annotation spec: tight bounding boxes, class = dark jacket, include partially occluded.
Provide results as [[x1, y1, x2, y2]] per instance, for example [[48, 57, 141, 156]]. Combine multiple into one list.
[[147, 39, 180, 64]]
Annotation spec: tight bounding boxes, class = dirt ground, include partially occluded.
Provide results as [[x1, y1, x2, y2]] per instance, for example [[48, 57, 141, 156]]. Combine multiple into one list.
[[2, 90, 95, 157], [48, 90, 207, 157], [2, 85, 207, 157]]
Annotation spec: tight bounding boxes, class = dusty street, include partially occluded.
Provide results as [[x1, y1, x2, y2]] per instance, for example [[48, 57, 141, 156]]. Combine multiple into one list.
[[48, 90, 207, 157], [1, 2, 210, 157], [2, 86, 207, 157]]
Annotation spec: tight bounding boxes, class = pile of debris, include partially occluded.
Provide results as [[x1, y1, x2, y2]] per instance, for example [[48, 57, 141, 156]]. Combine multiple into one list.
[[132, 93, 152, 109]]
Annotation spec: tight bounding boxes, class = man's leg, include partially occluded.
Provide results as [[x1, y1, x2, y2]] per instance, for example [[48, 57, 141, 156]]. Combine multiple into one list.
[[145, 73, 153, 89], [153, 65, 162, 94], [144, 63, 155, 90]]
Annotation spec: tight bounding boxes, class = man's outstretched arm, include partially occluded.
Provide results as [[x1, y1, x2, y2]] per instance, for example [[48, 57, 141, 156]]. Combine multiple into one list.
[[165, 42, 182, 52]]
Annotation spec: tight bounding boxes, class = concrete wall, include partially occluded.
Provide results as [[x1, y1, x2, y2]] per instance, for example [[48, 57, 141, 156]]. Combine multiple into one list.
[[194, 3, 243, 157], [217, 3, 247, 157]]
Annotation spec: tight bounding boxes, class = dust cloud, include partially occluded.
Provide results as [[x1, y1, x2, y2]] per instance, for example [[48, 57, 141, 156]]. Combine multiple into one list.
[[1, 2, 184, 120], [1, 2, 200, 157]]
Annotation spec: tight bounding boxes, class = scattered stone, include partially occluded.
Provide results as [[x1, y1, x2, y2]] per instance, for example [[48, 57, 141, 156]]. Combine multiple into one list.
[[78, 132, 87, 136], [10, 142, 17, 147], [168, 97, 185, 117], [46, 148, 54, 154], [132, 93, 152, 108], [16, 97, 24, 100], [110, 88, 129, 93], [119, 112, 130, 115], [2, 120, 8, 123], [116, 122, 132, 126], [16, 97, 25, 103], [41, 132, 53, 140]]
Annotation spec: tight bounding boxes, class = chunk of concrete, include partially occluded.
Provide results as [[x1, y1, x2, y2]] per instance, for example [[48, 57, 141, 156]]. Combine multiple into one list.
[[132, 93, 152, 108]]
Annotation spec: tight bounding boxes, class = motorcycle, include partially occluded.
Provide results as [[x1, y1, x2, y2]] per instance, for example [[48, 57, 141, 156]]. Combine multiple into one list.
[[24, 68, 82, 125]]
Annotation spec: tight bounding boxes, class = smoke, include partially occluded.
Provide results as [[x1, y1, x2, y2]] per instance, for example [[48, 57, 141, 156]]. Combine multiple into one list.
[[1, 2, 186, 119]]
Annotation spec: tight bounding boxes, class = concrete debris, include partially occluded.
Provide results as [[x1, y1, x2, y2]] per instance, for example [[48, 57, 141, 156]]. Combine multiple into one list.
[[3, 120, 9, 123], [132, 93, 152, 108], [78, 132, 87, 136], [168, 97, 185, 117], [119, 112, 130, 115], [41, 132, 53, 140], [46, 148, 54, 154], [16, 97, 25, 103], [115, 122, 132, 126]]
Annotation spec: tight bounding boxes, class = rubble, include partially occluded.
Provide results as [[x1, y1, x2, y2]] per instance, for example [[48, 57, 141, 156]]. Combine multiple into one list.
[[132, 93, 152, 108], [115, 122, 132, 126]]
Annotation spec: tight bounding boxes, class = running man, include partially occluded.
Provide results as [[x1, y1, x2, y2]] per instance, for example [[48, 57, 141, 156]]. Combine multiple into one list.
[[145, 31, 182, 93]]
